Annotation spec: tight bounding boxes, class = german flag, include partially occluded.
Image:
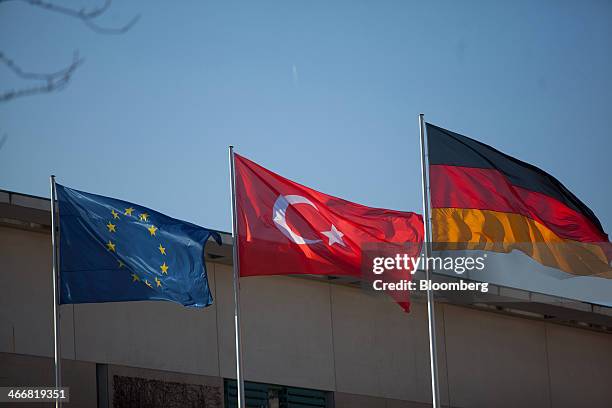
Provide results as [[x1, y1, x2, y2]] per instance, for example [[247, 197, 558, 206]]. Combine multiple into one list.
[[426, 123, 612, 277]]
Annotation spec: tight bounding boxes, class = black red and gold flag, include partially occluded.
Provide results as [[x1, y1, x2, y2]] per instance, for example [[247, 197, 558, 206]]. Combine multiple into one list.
[[426, 123, 612, 277]]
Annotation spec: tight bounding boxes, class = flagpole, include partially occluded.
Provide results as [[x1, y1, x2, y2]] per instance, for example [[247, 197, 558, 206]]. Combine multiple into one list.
[[49, 175, 62, 408], [418, 114, 441, 408], [228, 146, 246, 408]]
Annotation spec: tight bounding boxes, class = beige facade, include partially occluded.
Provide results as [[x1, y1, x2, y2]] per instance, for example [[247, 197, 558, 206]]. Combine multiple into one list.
[[1, 190, 612, 407]]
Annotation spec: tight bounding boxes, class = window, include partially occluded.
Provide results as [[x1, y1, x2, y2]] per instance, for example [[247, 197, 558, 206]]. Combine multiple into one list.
[[224, 379, 330, 408]]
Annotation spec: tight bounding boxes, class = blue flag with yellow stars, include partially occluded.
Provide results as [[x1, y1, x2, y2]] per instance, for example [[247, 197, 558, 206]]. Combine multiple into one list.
[[56, 184, 222, 307]]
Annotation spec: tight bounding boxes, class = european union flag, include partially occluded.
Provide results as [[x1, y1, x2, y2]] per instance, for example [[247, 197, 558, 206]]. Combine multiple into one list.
[[57, 184, 221, 307]]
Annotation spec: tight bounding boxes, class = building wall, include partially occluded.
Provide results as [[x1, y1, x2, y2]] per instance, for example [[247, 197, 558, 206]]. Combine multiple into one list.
[[546, 324, 612, 407], [217, 269, 337, 391], [443, 305, 550, 407], [0, 226, 75, 359], [2, 225, 612, 407], [0, 352, 97, 408]]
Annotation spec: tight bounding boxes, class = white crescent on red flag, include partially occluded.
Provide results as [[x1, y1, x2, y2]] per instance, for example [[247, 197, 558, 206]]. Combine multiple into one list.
[[234, 154, 424, 311]]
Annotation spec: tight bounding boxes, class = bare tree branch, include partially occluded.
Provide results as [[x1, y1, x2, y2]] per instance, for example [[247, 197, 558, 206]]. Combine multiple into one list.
[[0, 51, 83, 103], [84, 13, 140, 34], [0, 0, 141, 34], [0, 0, 139, 103], [0, 51, 82, 81]]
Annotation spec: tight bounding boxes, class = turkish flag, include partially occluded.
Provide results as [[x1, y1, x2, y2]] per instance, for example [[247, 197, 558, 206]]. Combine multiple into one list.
[[234, 154, 424, 311]]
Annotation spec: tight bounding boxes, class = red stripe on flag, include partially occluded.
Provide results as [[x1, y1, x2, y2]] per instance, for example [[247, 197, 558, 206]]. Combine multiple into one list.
[[430, 164, 608, 244]]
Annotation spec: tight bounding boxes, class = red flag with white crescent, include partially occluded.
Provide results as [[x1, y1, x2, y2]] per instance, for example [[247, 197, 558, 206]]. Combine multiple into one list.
[[234, 154, 424, 311]]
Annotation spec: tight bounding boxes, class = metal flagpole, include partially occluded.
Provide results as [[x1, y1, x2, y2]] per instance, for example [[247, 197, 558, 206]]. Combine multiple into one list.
[[49, 175, 62, 408], [418, 114, 441, 408], [228, 146, 246, 408]]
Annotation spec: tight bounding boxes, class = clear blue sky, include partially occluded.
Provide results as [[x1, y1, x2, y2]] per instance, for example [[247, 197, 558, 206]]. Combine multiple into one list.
[[1, 0, 611, 234]]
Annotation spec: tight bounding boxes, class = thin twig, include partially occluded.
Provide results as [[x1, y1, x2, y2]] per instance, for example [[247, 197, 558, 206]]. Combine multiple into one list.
[[0, 0, 140, 34], [0, 52, 83, 103]]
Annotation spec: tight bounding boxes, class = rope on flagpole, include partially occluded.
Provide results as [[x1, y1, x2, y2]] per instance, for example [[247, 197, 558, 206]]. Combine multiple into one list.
[[49, 175, 62, 408], [418, 114, 442, 408], [228, 146, 246, 408]]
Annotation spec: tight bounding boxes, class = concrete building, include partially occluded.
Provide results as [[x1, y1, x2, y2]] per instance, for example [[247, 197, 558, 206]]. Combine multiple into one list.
[[1, 188, 612, 407]]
